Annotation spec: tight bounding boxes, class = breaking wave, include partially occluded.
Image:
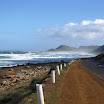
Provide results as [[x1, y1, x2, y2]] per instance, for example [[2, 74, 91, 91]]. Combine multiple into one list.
[[0, 51, 95, 68]]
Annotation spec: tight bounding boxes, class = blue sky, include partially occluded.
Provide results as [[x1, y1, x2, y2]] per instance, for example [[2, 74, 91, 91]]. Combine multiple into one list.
[[0, 0, 104, 51]]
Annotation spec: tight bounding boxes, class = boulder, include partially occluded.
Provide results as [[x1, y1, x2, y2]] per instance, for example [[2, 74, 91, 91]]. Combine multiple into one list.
[[10, 68, 14, 71], [26, 66, 31, 68]]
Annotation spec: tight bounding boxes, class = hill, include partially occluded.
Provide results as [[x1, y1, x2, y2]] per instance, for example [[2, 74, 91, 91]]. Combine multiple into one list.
[[48, 45, 100, 53], [93, 45, 104, 54], [48, 45, 77, 52], [94, 53, 104, 63], [78, 46, 100, 53]]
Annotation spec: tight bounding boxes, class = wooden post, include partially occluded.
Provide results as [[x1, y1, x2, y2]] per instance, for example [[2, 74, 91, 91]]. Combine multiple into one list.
[[36, 84, 45, 104], [56, 66, 60, 75], [51, 70, 55, 83]]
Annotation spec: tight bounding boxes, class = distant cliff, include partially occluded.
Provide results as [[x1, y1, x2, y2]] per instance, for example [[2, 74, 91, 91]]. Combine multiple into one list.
[[48, 45, 100, 53], [78, 46, 100, 53], [93, 45, 104, 54], [48, 45, 77, 52], [94, 53, 104, 63]]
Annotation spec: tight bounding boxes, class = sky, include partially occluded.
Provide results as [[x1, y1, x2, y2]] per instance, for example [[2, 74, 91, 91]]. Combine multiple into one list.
[[0, 0, 104, 51]]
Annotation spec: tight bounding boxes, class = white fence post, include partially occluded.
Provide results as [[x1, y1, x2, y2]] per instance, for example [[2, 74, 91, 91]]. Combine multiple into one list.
[[51, 70, 55, 83], [56, 66, 60, 75], [36, 84, 45, 104], [72, 60, 74, 63], [60, 64, 62, 70], [64, 63, 66, 67]]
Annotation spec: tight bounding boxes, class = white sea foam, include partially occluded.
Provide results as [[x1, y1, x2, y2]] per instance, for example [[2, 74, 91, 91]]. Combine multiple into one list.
[[0, 51, 95, 68], [0, 52, 95, 60]]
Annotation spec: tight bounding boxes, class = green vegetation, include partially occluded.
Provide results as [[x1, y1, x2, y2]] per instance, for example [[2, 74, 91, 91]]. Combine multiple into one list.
[[95, 53, 104, 63], [50, 93, 59, 100], [18, 93, 38, 104], [0, 72, 50, 104], [48, 63, 73, 104], [0, 62, 73, 104]]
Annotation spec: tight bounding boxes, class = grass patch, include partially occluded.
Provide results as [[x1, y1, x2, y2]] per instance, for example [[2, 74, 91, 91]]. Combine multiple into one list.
[[18, 93, 38, 104], [46, 63, 73, 104], [0, 63, 74, 104], [50, 93, 59, 100], [0, 71, 50, 104]]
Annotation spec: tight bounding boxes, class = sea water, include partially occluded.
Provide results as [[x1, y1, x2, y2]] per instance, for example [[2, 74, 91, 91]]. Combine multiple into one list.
[[0, 51, 95, 68]]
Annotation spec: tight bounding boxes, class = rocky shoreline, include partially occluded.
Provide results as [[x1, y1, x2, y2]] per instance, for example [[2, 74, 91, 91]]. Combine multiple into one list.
[[0, 62, 60, 91]]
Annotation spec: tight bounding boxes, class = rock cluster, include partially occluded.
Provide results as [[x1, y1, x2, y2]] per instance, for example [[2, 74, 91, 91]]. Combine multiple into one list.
[[0, 65, 50, 89]]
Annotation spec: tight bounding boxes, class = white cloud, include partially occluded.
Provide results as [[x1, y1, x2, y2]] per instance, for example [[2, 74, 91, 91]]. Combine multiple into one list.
[[38, 19, 104, 41], [94, 19, 104, 24], [65, 22, 78, 26], [81, 20, 91, 25]]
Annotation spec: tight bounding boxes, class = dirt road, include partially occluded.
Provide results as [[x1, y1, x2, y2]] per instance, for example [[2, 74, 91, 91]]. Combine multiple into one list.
[[55, 60, 104, 104]]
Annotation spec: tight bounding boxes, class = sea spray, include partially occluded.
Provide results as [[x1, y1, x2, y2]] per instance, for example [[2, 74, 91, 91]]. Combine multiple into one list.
[[0, 51, 95, 68]]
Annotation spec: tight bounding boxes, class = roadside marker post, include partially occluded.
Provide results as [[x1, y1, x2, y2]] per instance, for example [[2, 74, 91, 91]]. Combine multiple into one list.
[[36, 84, 45, 104], [72, 60, 74, 63], [64, 63, 66, 67], [51, 70, 55, 83], [56, 66, 60, 75], [60, 64, 62, 70]]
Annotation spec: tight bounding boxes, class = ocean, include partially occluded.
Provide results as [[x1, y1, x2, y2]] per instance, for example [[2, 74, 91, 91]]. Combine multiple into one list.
[[0, 51, 95, 68]]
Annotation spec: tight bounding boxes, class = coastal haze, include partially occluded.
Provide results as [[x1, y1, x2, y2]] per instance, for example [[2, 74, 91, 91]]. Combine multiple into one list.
[[0, 45, 98, 68], [0, 44, 104, 68]]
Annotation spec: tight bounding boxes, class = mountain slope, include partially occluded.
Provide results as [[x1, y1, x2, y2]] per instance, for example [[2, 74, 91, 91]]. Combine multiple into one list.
[[48, 45, 77, 52], [94, 53, 104, 63], [48, 45, 100, 52], [93, 45, 104, 54], [78, 46, 100, 52]]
